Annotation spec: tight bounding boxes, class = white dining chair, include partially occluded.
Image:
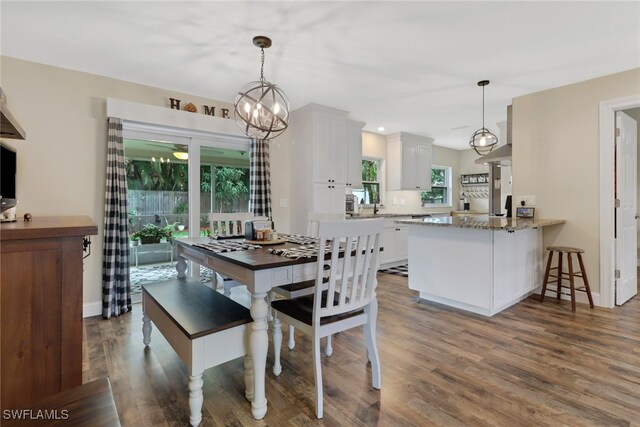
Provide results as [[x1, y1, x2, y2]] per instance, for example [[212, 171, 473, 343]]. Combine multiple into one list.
[[271, 218, 383, 419], [270, 212, 344, 354], [208, 212, 254, 296]]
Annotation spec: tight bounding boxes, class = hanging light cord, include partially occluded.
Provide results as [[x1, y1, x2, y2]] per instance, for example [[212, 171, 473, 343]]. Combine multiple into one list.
[[260, 48, 265, 82], [481, 84, 485, 128]]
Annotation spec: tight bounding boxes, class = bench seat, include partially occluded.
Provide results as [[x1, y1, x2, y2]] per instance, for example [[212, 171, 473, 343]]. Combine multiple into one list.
[[142, 278, 253, 427]]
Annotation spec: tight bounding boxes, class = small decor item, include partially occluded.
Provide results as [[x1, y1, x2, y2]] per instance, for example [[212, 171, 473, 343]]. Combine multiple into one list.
[[23, 212, 32, 221], [184, 102, 198, 113], [233, 36, 289, 140], [516, 207, 535, 218], [469, 80, 499, 155]]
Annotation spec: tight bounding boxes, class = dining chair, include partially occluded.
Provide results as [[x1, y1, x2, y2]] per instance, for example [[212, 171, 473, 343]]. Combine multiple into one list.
[[208, 212, 254, 296], [271, 218, 383, 418], [270, 212, 345, 354]]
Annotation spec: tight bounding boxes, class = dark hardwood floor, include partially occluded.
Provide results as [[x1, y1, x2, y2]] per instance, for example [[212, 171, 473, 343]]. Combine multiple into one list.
[[83, 273, 640, 426]]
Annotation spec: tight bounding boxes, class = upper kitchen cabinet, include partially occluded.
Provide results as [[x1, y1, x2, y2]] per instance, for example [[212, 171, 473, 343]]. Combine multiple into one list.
[[346, 119, 365, 188], [387, 132, 433, 191]]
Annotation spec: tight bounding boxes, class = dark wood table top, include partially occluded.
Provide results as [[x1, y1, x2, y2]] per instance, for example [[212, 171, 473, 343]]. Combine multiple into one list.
[[175, 237, 323, 271], [2, 378, 120, 426]]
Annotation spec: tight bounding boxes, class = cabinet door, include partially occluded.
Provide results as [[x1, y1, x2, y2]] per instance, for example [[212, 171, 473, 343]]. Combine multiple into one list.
[[395, 226, 409, 260], [346, 121, 364, 188], [416, 143, 432, 191], [312, 183, 345, 215], [313, 115, 347, 184], [401, 141, 418, 190], [380, 228, 397, 264]]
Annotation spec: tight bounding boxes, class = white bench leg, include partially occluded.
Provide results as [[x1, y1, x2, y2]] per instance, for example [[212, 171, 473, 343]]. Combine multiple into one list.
[[273, 317, 282, 376], [188, 373, 203, 426], [325, 335, 333, 357], [142, 312, 152, 346], [176, 256, 188, 278]]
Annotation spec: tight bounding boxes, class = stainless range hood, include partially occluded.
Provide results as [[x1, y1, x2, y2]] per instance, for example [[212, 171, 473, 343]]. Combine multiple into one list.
[[0, 88, 26, 140], [475, 105, 511, 165]]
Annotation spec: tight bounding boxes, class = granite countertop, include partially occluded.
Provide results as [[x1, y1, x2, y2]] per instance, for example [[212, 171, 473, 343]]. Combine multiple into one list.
[[395, 215, 566, 231], [346, 213, 434, 219]]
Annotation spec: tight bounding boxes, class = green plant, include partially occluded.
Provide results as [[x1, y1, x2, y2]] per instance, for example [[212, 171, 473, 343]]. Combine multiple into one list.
[[131, 223, 174, 243], [173, 201, 188, 214]]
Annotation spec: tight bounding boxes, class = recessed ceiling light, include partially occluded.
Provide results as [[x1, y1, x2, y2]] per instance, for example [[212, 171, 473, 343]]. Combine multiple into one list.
[[377, 126, 385, 132]]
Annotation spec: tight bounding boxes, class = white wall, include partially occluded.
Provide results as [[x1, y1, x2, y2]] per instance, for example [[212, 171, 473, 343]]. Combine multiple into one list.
[[0, 55, 291, 312], [512, 67, 640, 295]]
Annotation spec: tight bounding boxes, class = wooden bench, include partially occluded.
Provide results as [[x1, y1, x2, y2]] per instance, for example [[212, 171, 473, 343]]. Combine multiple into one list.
[[142, 278, 253, 427], [2, 378, 120, 426]]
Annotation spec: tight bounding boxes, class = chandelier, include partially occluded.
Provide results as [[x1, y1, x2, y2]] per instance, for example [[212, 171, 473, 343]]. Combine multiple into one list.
[[469, 80, 498, 155], [234, 36, 289, 140]]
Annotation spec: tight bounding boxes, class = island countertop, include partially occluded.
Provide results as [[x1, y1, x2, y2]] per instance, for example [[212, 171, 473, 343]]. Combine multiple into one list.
[[396, 216, 566, 231]]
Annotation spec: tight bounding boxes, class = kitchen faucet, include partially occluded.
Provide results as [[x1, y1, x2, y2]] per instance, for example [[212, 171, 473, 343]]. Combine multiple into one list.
[[373, 201, 379, 215]]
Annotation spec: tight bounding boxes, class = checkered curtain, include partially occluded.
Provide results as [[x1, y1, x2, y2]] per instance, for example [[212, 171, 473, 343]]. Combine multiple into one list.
[[249, 138, 272, 218], [102, 117, 131, 318]]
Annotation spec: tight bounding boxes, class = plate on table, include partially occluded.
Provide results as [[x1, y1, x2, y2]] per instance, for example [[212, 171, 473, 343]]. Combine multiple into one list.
[[245, 238, 287, 245]]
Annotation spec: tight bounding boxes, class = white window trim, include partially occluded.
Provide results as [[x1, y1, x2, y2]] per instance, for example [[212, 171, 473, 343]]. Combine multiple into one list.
[[422, 165, 452, 208]]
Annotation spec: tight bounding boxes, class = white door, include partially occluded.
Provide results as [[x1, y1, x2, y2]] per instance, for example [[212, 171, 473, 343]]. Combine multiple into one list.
[[615, 111, 638, 305]]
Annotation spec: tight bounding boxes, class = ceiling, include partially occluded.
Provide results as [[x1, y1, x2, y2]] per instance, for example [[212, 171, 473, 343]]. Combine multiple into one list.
[[2, 1, 639, 150]]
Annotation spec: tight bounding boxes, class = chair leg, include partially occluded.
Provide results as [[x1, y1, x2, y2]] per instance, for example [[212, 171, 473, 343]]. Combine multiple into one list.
[[540, 250, 554, 303], [557, 253, 563, 301], [568, 254, 576, 312], [364, 300, 381, 389], [312, 336, 324, 419], [325, 335, 333, 357], [577, 253, 595, 308], [273, 317, 282, 376], [288, 325, 296, 350], [223, 280, 232, 297], [142, 312, 152, 346]]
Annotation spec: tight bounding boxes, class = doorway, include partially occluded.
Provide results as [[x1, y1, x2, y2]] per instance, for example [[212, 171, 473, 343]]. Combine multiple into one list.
[[600, 94, 640, 308]]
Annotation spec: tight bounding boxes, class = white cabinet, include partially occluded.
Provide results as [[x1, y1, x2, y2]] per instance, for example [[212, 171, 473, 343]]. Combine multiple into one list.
[[387, 132, 433, 191], [380, 217, 410, 267], [345, 120, 365, 188], [289, 104, 365, 234]]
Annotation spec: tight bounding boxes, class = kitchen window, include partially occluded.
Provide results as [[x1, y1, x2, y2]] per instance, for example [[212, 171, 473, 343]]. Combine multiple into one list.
[[421, 165, 452, 207], [353, 158, 381, 205]]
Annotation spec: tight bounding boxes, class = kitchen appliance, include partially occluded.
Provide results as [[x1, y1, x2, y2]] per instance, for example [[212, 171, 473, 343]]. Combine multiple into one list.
[[345, 194, 357, 214], [1, 143, 17, 216], [0, 88, 26, 140], [505, 195, 512, 218]]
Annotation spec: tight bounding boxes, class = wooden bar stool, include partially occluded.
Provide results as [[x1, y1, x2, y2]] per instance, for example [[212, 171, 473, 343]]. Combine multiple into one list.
[[540, 246, 594, 312]]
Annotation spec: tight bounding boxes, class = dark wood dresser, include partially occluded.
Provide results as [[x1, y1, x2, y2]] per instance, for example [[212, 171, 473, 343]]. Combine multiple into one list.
[[0, 216, 98, 410]]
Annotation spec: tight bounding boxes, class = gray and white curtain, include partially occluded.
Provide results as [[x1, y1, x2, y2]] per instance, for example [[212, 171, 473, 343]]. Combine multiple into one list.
[[102, 117, 131, 318], [249, 138, 272, 218]]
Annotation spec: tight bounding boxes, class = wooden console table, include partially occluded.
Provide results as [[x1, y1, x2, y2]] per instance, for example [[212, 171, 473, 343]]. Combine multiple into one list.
[[0, 216, 98, 410]]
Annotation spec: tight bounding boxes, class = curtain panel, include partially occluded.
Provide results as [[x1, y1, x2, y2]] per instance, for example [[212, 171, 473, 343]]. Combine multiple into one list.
[[102, 117, 131, 318], [249, 138, 272, 218]]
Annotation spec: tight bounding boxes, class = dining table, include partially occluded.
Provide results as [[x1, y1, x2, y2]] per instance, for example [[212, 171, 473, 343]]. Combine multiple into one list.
[[172, 235, 357, 420]]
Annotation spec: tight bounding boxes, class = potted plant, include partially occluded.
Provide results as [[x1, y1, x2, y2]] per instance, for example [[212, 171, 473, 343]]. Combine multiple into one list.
[[130, 236, 140, 246], [131, 223, 173, 245]]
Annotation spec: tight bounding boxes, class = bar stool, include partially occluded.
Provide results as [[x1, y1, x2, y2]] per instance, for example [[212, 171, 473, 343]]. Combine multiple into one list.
[[540, 246, 594, 312]]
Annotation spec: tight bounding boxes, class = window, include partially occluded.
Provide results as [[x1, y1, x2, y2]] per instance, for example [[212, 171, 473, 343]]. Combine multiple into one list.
[[421, 166, 452, 207], [353, 159, 381, 205]]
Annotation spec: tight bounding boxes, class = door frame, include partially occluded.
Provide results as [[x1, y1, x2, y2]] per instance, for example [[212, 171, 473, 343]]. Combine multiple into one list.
[[599, 94, 640, 308]]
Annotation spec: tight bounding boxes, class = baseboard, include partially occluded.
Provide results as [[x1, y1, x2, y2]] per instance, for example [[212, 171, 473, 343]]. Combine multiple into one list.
[[532, 287, 602, 307], [83, 302, 102, 318]]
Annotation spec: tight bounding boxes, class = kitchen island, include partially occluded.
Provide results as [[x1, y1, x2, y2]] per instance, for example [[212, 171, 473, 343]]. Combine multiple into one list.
[[396, 216, 565, 316]]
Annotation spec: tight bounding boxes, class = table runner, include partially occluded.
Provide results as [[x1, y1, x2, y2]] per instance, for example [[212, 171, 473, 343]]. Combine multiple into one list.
[[194, 240, 262, 253]]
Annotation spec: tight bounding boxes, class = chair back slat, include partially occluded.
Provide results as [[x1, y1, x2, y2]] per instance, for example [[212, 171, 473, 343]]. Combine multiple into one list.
[[313, 218, 383, 322], [307, 212, 345, 237], [208, 212, 254, 237]]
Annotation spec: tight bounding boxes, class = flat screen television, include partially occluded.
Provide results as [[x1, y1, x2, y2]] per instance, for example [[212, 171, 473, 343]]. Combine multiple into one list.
[[1, 143, 17, 213]]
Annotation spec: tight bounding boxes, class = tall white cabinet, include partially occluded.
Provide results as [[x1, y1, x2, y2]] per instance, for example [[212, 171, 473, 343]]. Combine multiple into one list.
[[289, 104, 365, 234], [387, 132, 434, 191]]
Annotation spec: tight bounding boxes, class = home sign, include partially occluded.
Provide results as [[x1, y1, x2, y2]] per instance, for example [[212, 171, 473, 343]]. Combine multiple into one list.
[[169, 98, 231, 119]]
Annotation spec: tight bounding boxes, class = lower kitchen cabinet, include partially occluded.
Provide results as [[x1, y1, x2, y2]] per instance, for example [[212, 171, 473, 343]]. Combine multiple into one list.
[[380, 218, 410, 267]]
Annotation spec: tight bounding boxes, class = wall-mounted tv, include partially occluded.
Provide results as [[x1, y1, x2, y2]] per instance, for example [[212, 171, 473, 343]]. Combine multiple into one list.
[[1, 143, 17, 213]]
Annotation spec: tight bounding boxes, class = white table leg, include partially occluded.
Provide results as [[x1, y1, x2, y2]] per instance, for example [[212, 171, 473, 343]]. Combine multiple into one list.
[[188, 373, 204, 426], [142, 312, 152, 346], [272, 317, 282, 376], [249, 291, 269, 419], [176, 256, 188, 278], [244, 354, 254, 401]]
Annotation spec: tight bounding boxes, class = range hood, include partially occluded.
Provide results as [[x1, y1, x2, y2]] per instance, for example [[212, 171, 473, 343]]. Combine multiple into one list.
[[475, 105, 511, 165], [0, 89, 26, 140]]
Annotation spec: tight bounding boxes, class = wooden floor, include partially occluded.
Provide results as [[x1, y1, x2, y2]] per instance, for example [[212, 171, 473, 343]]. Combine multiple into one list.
[[83, 274, 640, 426]]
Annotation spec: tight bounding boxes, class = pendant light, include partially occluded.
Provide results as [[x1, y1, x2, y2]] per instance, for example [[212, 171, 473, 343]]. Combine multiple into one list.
[[234, 36, 289, 140], [469, 80, 498, 155]]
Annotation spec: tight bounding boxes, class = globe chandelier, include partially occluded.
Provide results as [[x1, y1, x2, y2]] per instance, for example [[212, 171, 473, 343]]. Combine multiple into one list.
[[234, 36, 289, 140], [469, 80, 498, 155]]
